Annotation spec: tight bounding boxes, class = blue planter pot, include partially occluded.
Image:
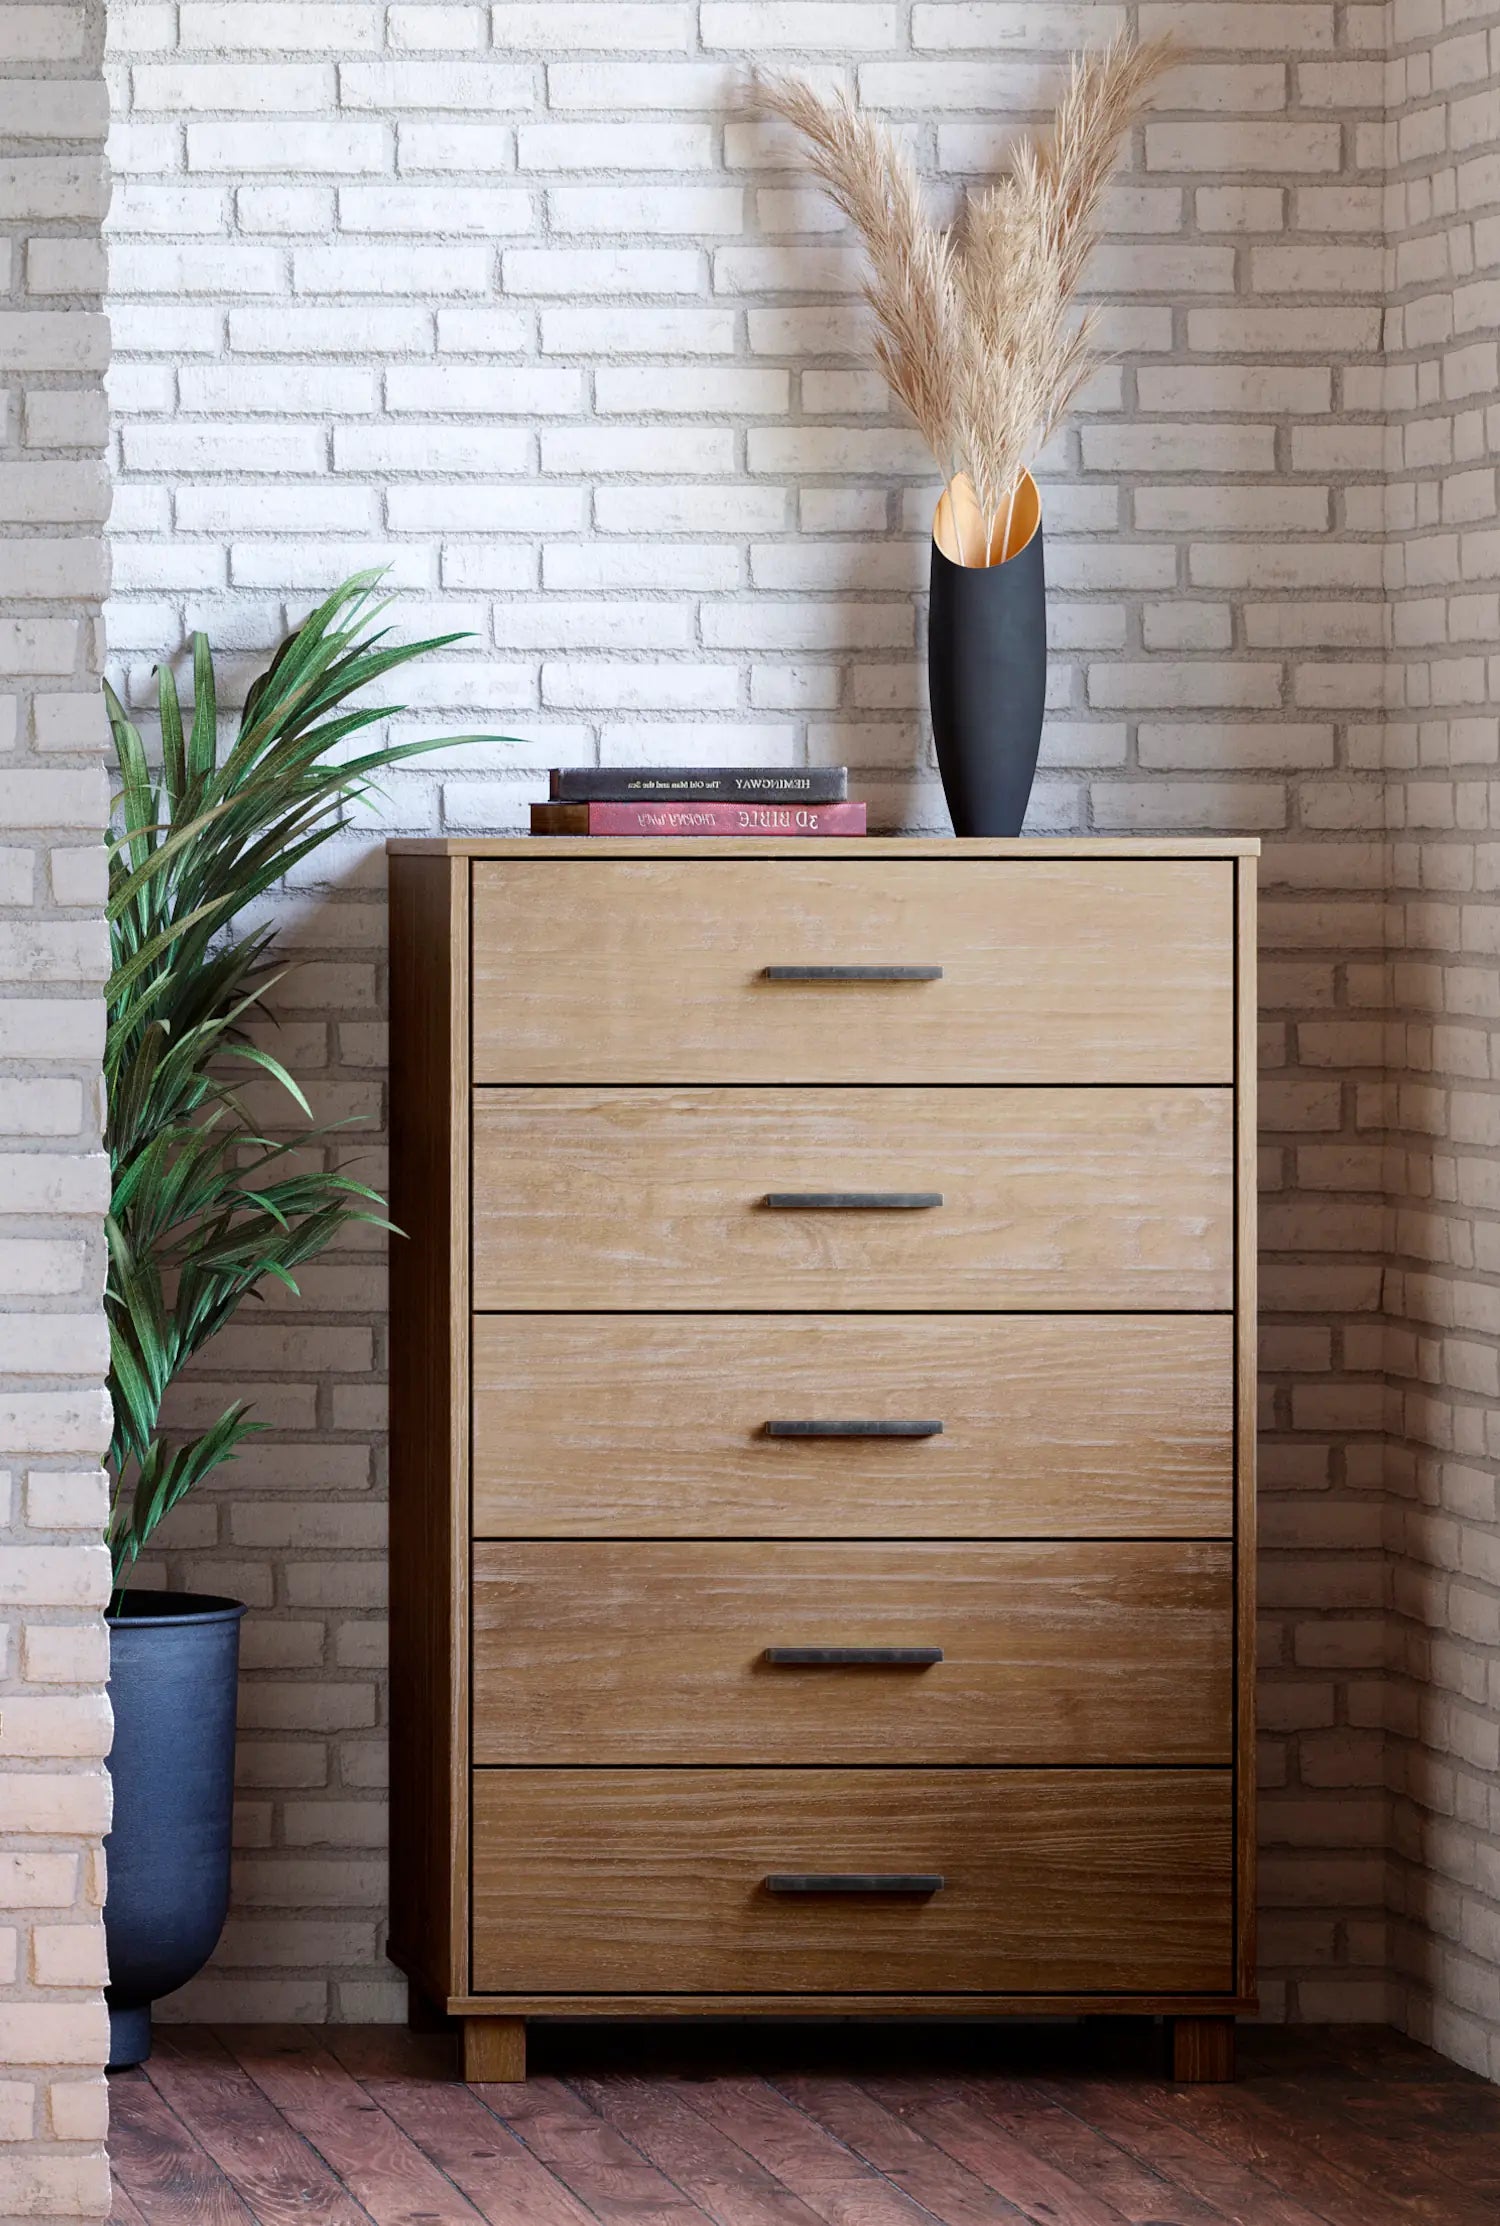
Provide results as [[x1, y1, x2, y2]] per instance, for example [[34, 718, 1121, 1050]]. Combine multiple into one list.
[[104, 1591, 246, 2071]]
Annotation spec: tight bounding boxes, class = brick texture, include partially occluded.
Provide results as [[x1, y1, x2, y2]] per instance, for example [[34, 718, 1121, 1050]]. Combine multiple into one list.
[[91, 0, 1500, 2079], [1383, 0, 1500, 2082], [0, 0, 113, 2216]]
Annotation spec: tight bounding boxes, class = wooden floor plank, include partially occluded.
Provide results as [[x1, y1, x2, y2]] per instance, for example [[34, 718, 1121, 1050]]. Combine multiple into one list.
[[105, 2022, 1500, 2226], [675, 2073, 961, 2226], [144, 2028, 372, 2226], [1329, 2072, 1500, 2177], [108, 2177, 151, 2226], [218, 2026, 490, 2226], [1036, 2075, 1338, 2226], [1248, 2027, 1473, 2087], [1230, 2070, 1500, 2224], [573, 2072, 833, 2226], [472, 2072, 710, 2224], [1248, 2027, 1500, 2190], [772, 2074, 1041, 2226], [107, 2068, 257, 2226], [1236, 2030, 1371, 2079], [859, 2076, 1135, 2226], [1145, 2082, 1434, 2226], [959, 2072, 1235, 2226], [325, 2025, 599, 2226]]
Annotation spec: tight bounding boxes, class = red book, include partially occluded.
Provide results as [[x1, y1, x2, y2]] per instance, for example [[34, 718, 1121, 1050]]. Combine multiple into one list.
[[530, 800, 867, 837]]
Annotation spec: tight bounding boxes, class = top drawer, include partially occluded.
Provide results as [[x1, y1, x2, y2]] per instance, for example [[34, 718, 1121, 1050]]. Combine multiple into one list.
[[471, 857, 1234, 1085]]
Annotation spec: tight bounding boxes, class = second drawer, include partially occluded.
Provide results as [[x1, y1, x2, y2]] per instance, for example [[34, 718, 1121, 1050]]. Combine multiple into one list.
[[471, 1541, 1233, 1765], [471, 1085, 1233, 1310]]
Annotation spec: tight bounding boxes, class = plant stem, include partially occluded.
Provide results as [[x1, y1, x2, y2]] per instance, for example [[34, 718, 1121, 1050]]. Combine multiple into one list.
[[1000, 476, 1020, 565], [105, 1469, 127, 1592], [943, 475, 967, 569]]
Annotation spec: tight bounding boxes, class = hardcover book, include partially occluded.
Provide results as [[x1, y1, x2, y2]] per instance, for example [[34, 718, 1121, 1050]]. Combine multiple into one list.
[[549, 766, 848, 803], [530, 800, 867, 837]]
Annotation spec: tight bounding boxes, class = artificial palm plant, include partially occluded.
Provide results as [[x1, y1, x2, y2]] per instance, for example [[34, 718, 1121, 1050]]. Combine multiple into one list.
[[103, 573, 483, 1591]]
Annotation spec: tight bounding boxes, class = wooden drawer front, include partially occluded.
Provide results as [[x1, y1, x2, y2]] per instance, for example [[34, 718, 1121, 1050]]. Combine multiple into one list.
[[470, 1768, 1234, 1995], [471, 1086, 1233, 1311], [472, 1541, 1232, 1766], [472, 858, 1233, 1086], [472, 1314, 1233, 1538]]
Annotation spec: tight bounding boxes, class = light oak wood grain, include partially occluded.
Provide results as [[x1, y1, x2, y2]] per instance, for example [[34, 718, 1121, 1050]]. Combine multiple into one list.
[[386, 840, 1260, 2048], [390, 836, 1262, 857], [470, 1769, 1235, 1996], [470, 1313, 1234, 1538], [471, 1085, 1234, 1311], [462, 2020, 526, 2083], [471, 857, 1234, 1085], [471, 1540, 1233, 1765]]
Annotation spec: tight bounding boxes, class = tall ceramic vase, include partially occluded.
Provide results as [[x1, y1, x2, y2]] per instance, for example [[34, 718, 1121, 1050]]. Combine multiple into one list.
[[104, 1590, 247, 2070], [928, 470, 1046, 837]]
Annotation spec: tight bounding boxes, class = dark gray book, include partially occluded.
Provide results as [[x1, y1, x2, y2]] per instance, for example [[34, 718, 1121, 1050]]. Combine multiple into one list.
[[549, 766, 848, 803]]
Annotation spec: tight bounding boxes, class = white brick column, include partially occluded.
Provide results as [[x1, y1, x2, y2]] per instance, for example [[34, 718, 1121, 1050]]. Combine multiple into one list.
[[0, 0, 113, 2215], [1382, 0, 1500, 2082]]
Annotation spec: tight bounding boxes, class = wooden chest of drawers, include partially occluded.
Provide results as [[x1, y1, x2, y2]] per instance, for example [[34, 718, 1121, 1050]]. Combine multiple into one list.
[[387, 837, 1257, 2082]]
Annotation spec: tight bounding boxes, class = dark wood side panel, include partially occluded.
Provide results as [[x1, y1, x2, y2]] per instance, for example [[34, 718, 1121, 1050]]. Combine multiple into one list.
[[1234, 853, 1258, 2004], [387, 851, 469, 2004]]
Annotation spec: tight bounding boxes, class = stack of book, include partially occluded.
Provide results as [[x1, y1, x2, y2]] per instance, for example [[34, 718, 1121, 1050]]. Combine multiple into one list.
[[530, 766, 864, 837]]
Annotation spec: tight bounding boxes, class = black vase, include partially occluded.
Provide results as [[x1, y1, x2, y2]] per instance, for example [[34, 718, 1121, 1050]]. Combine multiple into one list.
[[928, 505, 1047, 837], [104, 1591, 246, 2070]]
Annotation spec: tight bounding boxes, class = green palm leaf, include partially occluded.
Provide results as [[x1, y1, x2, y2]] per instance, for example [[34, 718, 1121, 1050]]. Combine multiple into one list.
[[104, 573, 514, 1582]]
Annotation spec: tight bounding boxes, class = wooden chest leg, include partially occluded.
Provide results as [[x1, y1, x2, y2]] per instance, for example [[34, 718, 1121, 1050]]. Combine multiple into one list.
[[463, 2017, 527, 2082], [1170, 2015, 1235, 2083]]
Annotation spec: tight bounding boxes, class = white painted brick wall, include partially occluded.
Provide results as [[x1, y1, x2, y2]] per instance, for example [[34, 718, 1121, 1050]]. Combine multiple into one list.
[[0, 0, 113, 2214], [93, 0, 1500, 2073], [100, 0, 1398, 2037], [1383, 0, 1500, 2084]]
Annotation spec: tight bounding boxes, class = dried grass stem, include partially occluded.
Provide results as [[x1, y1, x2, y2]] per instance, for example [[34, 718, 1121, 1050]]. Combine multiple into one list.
[[755, 35, 1176, 566]]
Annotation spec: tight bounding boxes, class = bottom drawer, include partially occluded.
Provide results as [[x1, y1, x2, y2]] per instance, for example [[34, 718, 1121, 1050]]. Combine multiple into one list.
[[471, 1769, 1233, 1996]]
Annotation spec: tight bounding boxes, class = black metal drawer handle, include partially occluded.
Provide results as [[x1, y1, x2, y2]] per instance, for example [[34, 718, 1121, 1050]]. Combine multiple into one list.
[[764, 1192, 943, 1211], [763, 1647, 944, 1667], [765, 1419, 943, 1439], [765, 1873, 945, 1895], [762, 966, 943, 983]]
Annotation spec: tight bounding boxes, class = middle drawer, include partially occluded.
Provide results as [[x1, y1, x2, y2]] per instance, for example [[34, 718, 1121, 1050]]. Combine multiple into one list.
[[472, 1314, 1234, 1539], [471, 1085, 1233, 1310], [471, 1541, 1232, 1766]]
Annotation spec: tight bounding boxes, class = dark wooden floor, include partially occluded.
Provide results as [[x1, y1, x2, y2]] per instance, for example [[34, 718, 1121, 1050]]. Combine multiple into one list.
[[108, 2020, 1500, 2226]]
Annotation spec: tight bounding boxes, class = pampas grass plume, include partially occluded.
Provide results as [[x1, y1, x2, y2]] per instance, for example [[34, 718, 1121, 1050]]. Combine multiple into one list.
[[755, 34, 1177, 565]]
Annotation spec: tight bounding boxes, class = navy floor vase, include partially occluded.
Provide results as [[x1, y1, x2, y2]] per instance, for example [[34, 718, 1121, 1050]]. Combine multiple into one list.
[[928, 471, 1047, 838], [104, 1591, 246, 2070]]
